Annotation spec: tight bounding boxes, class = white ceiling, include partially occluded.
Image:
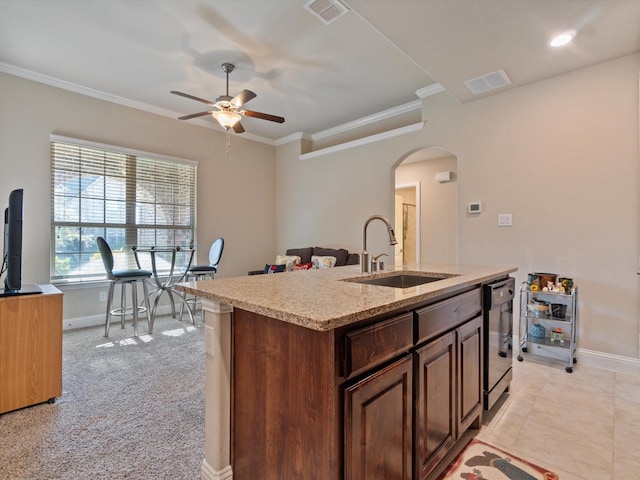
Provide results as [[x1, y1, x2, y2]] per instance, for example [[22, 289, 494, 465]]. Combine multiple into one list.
[[1, 0, 638, 143]]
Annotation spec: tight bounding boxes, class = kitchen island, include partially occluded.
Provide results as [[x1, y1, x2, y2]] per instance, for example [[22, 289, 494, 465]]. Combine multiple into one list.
[[176, 263, 516, 480]]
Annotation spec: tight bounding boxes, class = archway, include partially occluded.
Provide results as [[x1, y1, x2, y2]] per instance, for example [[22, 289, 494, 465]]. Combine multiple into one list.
[[393, 147, 458, 265]]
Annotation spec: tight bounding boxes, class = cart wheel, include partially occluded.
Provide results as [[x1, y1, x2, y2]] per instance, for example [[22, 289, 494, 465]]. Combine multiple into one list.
[[522, 347, 528, 353], [48, 397, 56, 404], [517, 355, 523, 362], [565, 367, 573, 373], [573, 358, 577, 364]]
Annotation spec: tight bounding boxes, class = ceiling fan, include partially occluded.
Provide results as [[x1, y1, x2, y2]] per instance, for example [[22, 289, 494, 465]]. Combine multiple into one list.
[[171, 63, 285, 134]]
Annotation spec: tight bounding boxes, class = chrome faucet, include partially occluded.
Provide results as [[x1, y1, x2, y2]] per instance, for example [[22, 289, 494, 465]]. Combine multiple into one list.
[[370, 253, 388, 272], [361, 215, 398, 273]]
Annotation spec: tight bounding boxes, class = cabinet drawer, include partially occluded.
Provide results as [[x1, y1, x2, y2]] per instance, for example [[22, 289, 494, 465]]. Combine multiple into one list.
[[345, 312, 414, 378], [416, 288, 481, 344]]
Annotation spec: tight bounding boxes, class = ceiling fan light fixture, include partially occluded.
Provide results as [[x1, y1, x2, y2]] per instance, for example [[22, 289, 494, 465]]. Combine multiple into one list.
[[212, 110, 242, 129]]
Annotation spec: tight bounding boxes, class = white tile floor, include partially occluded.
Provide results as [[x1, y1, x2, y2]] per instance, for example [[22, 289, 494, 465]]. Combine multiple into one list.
[[477, 356, 640, 480]]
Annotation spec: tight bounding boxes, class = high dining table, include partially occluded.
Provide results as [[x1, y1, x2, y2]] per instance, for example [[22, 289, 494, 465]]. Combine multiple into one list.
[[132, 245, 195, 333]]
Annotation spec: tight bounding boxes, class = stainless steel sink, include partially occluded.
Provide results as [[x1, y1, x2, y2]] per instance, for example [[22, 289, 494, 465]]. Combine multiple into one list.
[[344, 272, 457, 288]]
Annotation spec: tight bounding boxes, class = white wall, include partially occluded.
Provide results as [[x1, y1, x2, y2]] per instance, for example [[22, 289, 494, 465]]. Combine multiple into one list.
[[3, 51, 639, 367], [0, 72, 276, 322], [395, 154, 458, 264], [275, 53, 640, 365], [275, 130, 426, 258]]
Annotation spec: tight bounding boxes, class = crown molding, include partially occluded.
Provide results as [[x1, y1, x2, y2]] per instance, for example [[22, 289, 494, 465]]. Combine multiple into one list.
[[0, 61, 442, 149], [0, 61, 181, 119], [308, 99, 421, 142], [0, 62, 276, 146], [274, 131, 312, 146], [415, 83, 445, 98], [277, 82, 443, 144], [299, 122, 424, 160]]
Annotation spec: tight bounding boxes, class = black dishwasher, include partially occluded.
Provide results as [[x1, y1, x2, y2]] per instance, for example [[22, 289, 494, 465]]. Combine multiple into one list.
[[482, 277, 515, 410]]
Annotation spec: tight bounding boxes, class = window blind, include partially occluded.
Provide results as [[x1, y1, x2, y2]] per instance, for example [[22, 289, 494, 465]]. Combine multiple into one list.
[[50, 137, 197, 283]]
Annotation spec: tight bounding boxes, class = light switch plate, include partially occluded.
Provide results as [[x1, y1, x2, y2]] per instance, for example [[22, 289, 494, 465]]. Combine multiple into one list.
[[498, 213, 512, 226]]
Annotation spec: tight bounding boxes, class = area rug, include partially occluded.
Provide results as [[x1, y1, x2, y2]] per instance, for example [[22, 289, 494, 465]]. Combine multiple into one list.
[[438, 439, 559, 480]]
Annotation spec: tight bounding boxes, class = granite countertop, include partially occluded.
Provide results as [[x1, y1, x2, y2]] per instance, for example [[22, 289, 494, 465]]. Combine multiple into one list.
[[175, 263, 516, 331]]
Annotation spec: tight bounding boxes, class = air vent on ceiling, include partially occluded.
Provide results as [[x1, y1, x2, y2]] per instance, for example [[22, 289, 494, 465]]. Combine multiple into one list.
[[304, 0, 349, 25], [464, 69, 512, 95]]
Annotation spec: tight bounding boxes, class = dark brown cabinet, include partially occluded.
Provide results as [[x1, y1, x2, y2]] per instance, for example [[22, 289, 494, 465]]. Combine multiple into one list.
[[456, 315, 483, 435], [345, 354, 413, 480], [345, 289, 482, 480], [231, 286, 484, 480], [415, 332, 455, 479], [413, 314, 483, 480]]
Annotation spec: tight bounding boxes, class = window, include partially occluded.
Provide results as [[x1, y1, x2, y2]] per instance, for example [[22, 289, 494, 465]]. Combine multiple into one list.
[[50, 135, 197, 283]]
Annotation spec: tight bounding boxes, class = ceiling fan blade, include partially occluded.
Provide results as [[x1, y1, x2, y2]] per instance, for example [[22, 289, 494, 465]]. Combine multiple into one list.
[[232, 122, 245, 134], [231, 89, 257, 108], [170, 90, 215, 106], [178, 111, 214, 120], [242, 110, 285, 124]]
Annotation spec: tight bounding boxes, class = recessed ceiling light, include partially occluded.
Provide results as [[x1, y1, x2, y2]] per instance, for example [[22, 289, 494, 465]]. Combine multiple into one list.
[[549, 30, 576, 47]]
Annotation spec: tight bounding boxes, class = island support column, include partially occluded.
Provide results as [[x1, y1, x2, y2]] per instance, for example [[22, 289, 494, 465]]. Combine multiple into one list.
[[200, 299, 233, 480]]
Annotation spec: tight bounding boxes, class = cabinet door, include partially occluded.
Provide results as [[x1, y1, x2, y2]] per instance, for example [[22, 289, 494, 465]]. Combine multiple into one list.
[[415, 332, 455, 480], [345, 354, 413, 480], [0, 289, 63, 414], [457, 315, 483, 435]]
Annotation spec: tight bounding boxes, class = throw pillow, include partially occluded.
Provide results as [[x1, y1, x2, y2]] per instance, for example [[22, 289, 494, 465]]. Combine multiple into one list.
[[312, 247, 349, 266], [292, 262, 313, 271], [264, 264, 285, 274], [285, 247, 313, 265], [311, 255, 337, 269], [275, 255, 301, 272]]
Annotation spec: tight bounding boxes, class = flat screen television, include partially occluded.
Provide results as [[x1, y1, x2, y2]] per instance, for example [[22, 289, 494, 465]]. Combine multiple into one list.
[[3, 188, 24, 293], [1, 188, 41, 296]]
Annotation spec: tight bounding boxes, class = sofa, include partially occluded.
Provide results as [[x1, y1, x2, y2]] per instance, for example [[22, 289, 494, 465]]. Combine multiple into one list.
[[249, 246, 359, 275]]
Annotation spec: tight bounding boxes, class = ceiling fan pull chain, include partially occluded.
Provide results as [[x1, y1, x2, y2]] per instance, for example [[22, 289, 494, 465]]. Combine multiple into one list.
[[225, 130, 232, 157]]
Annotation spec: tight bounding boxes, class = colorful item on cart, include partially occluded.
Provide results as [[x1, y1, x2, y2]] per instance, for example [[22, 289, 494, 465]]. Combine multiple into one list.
[[530, 323, 546, 338], [526, 273, 573, 294]]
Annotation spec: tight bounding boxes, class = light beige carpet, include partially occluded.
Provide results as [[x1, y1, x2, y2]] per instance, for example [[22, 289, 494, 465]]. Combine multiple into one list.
[[0, 314, 205, 480], [438, 439, 559, 480]]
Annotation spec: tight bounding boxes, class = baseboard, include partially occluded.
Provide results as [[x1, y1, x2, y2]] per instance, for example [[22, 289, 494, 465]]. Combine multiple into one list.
[[63, 304, 177, 331], [521, 342, 639, 375], [63, 314, 105, 330], [577, 347, 639, 375], [200, 458, 232, 480]]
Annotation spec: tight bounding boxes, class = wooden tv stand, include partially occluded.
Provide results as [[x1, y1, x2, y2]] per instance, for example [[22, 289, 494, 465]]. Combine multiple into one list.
[[0, 284, 63, 414]]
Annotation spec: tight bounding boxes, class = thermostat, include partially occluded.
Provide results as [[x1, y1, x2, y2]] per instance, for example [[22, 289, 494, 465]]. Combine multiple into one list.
[[468, 202, 481, 214]]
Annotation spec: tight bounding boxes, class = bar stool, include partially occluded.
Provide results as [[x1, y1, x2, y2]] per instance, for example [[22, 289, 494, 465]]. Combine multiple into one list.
[[97, 237, 153, 337], [179, 237, 224, 322]]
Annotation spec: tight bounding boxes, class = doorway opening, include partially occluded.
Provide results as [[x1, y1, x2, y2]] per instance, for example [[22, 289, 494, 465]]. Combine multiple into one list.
[[394, 147, 458, 265], [395, 183, 420, 265]]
